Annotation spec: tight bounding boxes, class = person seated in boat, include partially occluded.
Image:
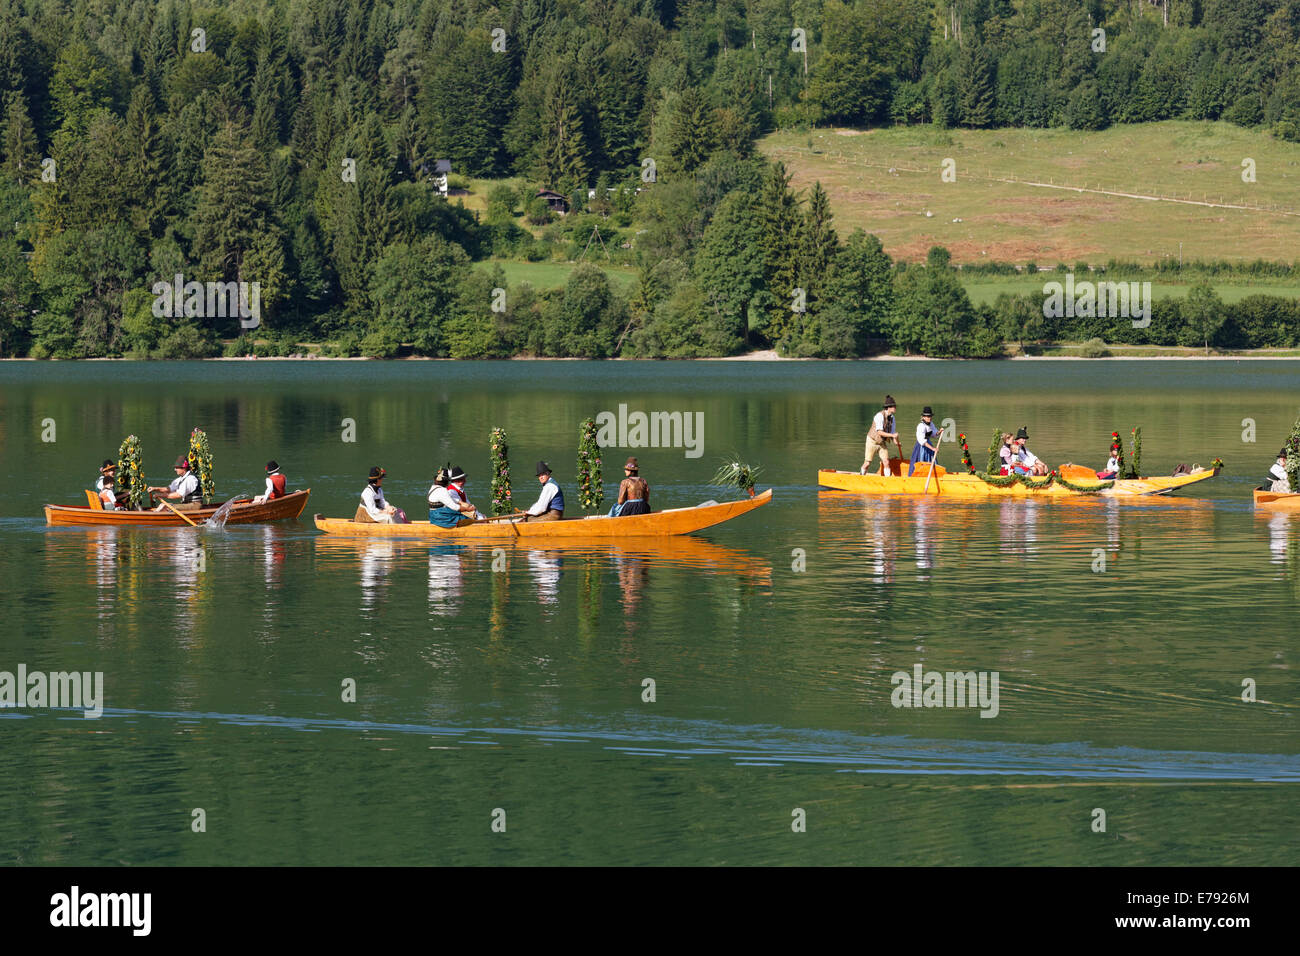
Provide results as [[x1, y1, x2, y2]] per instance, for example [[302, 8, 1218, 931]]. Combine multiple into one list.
[[907, 407, 940, 477], [861, 395, 902, 476], [357, 466, 407, 523], [609, 457, 651, 516], [996, 433, 1014, 475], [1010, 428, 1049, 477], [1096, 451, 1121, 480], [149, 456, 202, 510], [1267, 448, 1292, 493], [523, 461, 564, 521], [428, 464, 480, 527], [97, 474, 118, 510], [252, 460, 287, 504]]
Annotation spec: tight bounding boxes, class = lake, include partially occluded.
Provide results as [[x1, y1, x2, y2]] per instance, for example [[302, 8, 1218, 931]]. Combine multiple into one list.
[[1, 359, 1298, 865]]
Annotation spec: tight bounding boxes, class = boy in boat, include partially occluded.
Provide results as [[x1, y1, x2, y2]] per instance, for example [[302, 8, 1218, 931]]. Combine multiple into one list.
[[149, 456, 201, 510], [252, 460, 287, 504], [428, 464, 481, 527], [861, 396, 902, 476], [610, 457, 651, 516], [1010, 428, 1049, 477], [522, 461, 565, 521], [907, 407, 940, 476], [1267, 448, 1291, 493], [97, 474, 118, 510], [357, 466, 407, 523]]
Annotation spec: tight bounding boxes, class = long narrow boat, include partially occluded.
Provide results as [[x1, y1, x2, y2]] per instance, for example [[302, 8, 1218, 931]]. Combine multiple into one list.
[[44, 489, 312, 527], [818, 466, 1217, 498], [314, 488, 772, 538], [1254, 487, 1300, 511]]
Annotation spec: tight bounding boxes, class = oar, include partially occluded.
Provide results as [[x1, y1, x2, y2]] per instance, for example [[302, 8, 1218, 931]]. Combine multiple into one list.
[[479, 510, 526, 523], [922, 432, 942, 495], [159, 499, 199, 527]]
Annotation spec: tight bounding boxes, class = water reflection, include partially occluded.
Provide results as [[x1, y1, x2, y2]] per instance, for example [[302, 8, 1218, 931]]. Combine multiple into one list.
[[526, 550, 562, 608], [1267, 513, 1290, 565], [427, 545, 465, 616], [357, 539, 395, 616]]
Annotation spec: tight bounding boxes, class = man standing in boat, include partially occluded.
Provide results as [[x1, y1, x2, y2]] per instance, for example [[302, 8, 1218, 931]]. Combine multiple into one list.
[[861, 396, 902, 476], [252, 460, 287, 504], [907, 406, 940, 477], [522, 461, 565, 521], [149, 456, 201, 510]]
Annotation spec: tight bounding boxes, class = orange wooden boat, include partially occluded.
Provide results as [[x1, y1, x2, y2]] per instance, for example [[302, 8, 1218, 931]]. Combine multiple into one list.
[[1254, 487, 1300, 512], [44, 489, 311, 527], [313, 489, 772, 538]]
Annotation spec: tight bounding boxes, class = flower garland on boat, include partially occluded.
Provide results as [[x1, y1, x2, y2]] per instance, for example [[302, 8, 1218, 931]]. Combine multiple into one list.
[[188, 428, 215, 501], [958, 433, 975, 474], [577, 417, 603, 511], [973, 469, 1113, 493], [1210, 457, 1225, 472], [117, 434, 147, 510], [1285, 416, 1300, 490], [986, 429, 1002, 475], [489, 427, 512, 515], [711, 457, 763, 497], [1122, 426, 1142, 479]]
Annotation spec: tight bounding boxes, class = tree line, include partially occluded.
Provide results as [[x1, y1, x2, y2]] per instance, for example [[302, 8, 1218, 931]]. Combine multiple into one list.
[[0, 0, 1295, 359]]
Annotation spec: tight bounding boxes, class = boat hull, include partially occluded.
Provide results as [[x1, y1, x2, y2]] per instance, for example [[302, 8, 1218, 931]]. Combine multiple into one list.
[[817, 469, 1217, 498], [44, 489, 312, 527], [1254, 488, 1300, 511], [314, 488, 772, 538]]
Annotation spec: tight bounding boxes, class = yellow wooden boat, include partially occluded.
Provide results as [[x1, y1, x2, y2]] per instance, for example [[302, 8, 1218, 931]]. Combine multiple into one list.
[[313, 488, 772, 538], [1254, 488, 1300, 511], [818, 465, 1217, 498]]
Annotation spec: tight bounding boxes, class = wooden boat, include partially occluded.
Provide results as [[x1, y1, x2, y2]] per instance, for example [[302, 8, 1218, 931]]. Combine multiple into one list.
[[44, 489, 312, 527], [818, 464, 1217, 498], [313, 488, 772, 538], [1254, 487, 1300, 511]]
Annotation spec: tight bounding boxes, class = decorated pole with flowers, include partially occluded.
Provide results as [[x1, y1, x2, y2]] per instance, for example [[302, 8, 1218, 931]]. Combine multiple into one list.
[[577, 417, 603, 512], [117, 435, 146, 510], [489, 427, 512, 515], [1285, 416, 1300, 490], [188, 428, 215, 501], [1109, 430, 1124, 476], [958, 433, 975, 474], [1128, 426, 1142, 479], [986, 429, 1002, 475]]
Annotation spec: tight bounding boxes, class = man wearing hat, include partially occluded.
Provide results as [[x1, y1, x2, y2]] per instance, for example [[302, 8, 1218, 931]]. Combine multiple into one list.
[[252, 460, 287, 504], [1268, 447, 1291, 493], [1009, 427, 1049, 477], [522, 461, 565, 521], [357, 466, 404, 523], [861, 395, 902, 476], [149, 455, 201, 509], [427, 464, 480, 527], [907, 406, 941, 477]]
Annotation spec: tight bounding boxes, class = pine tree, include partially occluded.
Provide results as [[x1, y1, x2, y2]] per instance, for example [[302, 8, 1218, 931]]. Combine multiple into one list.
[[759, 162, 803, 349], [536, 70, 589, 196], [192, 123, 272, 282], [0, 91, 39, 183]]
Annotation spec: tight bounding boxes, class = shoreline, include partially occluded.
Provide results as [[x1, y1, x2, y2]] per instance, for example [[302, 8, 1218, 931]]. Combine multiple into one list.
[[5, 353, 1300, 362]]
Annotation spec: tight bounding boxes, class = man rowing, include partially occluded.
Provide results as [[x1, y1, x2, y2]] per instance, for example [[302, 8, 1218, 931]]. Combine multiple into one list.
[[861, 395, 903, 476], [149, 456, 201, 510], [428, 464, 481, 527], [522, 461, 564, 521]]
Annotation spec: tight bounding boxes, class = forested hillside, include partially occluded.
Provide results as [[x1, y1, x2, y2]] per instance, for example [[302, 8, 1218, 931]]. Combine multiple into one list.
[[0, 0, 1298, 359]]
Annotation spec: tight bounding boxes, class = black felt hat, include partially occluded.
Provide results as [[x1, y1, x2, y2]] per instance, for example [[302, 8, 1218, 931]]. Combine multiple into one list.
[[173, 455, 190, 470], [536, 460, 552, 477], [447, 465, 467, 482], [1016, 427, 1029, 441], [266, 460, 280, 474], [368, 466, 386, 480], [922, 406, 934, 416], [883, 395, 896, 409]]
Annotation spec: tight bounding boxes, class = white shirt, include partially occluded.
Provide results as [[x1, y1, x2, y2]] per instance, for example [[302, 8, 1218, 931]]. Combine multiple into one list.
[[361, 484, 391, 522], [428, 484, 464, 509], [169, 472, 199, 499], [95, 475, 111, 493], [1105, 456, 1120, 472], [527, 480, 561, 516], [1269, 461, 1288, 482], [872, 411, 893, 436], [915, 422, 934, 446], [1016, 447, 1039, 467]]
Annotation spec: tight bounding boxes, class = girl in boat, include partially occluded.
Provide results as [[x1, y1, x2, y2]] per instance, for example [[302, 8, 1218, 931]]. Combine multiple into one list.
[[907, 407, 940, 477], [252, 461, 287, 504], [522, 461, 565, 521], [97, 475, 118, 510], [998, 433, 1014, 475], [357, 466, 407, 523], [610, 457, 651, 516], [428, 464, 481, 527]]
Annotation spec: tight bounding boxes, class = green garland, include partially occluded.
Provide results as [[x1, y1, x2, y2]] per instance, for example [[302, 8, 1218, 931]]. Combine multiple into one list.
[[1128, 426, 1142, 480], [577, 417, 603, 511], [489, 427, 512, 515], [188, 428, 215, 501], [958, 433, 975, 474], [1055, 472, 1114, 493], [973, 470, 1113, 493], [1285, 416, 1300, 491], [117, 434, 146, 510], [976, 470, 1018, 487], [986, 429, 1002, 475]]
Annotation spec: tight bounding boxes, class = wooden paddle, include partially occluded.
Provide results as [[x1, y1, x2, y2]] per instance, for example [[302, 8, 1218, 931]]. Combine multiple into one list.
[[159, 499, 199, 527], [479, 510, 526, 523], [922, 431, 942, 495]]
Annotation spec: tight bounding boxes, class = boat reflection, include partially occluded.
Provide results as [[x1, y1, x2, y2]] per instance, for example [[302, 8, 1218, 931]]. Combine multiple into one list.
[[427, 544, 465, 616]]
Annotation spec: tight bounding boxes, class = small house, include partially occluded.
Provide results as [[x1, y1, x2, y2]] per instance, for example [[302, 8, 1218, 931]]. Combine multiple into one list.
[[536, 189, 569, 215]]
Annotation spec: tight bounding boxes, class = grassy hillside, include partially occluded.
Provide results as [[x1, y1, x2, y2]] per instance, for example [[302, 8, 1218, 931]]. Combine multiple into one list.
[[759, 121, 1300, 265]]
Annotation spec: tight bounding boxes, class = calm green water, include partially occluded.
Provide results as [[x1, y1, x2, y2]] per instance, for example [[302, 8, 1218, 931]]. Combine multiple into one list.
[[2, 360, 1298, 865]]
